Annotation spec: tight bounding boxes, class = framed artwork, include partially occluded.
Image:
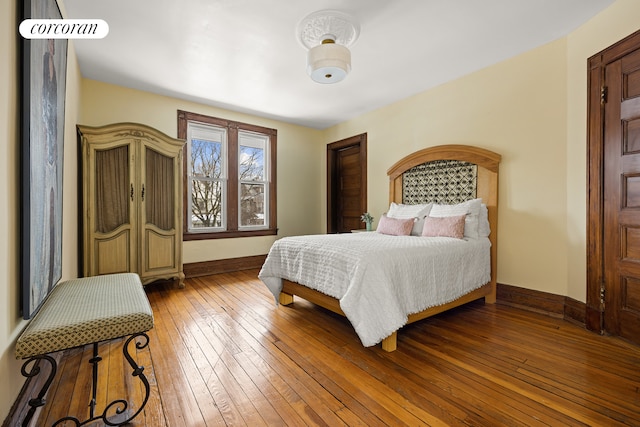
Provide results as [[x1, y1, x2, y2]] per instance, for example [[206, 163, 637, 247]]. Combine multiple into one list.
[[21, 0, 68, 319]]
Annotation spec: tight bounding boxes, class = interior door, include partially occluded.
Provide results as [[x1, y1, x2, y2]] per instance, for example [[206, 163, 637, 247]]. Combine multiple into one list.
[[327, 134, 367, 233], [336, 145, 363, 232], [603, 47, 640, 343]]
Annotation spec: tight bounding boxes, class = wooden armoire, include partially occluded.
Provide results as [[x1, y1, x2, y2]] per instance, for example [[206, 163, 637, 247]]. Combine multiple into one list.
[[77, 122, 185, 287]]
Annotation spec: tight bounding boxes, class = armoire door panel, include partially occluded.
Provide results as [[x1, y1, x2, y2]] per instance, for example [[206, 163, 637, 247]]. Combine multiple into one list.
[[93, 231, 132, 275], [144, 147, 175, 231], [143, 230, 176, 271], [94, 145, 131, 233]]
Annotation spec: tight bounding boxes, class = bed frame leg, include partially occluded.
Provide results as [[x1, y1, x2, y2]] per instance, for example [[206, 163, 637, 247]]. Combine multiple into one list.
[[485, 281, 497, 304], [279, 292, 294, 305], [381, 332, 397, 352]]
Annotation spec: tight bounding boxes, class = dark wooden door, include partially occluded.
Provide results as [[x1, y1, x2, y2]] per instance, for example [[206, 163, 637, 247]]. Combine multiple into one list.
[[603, 47, 640, 343], [327, 134, 367, 233], [336, 145, 362, 232]]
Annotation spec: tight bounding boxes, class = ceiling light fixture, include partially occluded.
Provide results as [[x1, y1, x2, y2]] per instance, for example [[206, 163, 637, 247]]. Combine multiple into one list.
[[297, 10, 360, 84]]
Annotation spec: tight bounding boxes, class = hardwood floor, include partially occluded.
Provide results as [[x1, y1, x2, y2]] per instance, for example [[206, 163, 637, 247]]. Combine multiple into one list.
[[25, 270, 640, 426]]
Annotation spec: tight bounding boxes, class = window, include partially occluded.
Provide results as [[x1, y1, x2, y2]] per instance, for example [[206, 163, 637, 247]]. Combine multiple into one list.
[[238, 131, 269, 229], [187, 123, 226, 230], [178, 110, 277, 240]]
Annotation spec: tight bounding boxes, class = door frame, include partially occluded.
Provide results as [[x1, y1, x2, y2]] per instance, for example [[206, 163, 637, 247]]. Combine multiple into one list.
[[327, 133, 367, 233], [587, 29, 640, 334]]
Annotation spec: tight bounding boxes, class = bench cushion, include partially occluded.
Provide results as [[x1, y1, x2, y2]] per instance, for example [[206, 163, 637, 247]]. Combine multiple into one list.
[[16, 273, 154, 359]]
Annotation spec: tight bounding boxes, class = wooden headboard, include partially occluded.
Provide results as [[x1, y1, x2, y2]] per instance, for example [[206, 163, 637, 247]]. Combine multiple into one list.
[[387, 144, 502, 293]]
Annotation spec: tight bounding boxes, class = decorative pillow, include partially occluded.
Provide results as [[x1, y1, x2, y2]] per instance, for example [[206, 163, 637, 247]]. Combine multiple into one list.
[[421, 215, 466, 239], [429, 198, 482, 239], [387, 202, 432, 236], [376, 214, 415, 236]]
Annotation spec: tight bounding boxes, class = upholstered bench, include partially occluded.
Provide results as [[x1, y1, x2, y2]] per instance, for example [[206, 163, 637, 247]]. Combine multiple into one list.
[[15, 273, 154, 426]]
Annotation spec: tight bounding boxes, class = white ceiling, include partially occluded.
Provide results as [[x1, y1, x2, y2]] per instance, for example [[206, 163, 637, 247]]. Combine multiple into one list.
[[63, 0, 614, 129]]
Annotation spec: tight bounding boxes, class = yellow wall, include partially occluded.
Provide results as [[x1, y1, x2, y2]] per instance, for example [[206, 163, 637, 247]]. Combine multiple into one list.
[[0, 0, 23, 418], [79, 79, 325, 263]]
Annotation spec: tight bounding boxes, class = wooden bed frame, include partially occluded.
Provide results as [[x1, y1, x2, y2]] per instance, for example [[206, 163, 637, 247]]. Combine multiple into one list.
[[279, 144, 501, 351]]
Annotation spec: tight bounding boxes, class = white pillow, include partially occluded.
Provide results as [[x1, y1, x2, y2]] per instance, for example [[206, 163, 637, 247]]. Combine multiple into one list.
[[387, 202, 432, 236], [429, 198, 482, 239], [478, 203, 490, 238]]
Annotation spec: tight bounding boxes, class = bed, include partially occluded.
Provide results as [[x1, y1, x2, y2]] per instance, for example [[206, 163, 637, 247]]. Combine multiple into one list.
[[259, 144, 501, 351]]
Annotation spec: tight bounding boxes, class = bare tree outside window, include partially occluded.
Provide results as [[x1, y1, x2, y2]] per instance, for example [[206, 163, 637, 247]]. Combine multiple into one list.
[[191, 138, 223, 228], [239, 141, 266, 226], [178, 110, 277, 239]]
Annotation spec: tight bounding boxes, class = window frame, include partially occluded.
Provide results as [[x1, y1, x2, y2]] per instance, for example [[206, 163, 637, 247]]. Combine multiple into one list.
[[237, 130, 270, 231], [186, 122, 228, 231], [178, 110, 277, 240]]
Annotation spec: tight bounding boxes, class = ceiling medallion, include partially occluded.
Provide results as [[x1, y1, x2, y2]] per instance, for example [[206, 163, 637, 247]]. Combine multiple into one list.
[[297, 10, 360, 84]]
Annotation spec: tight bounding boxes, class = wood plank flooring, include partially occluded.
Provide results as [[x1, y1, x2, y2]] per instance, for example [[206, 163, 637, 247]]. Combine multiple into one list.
[[26, 270, 640, 426]]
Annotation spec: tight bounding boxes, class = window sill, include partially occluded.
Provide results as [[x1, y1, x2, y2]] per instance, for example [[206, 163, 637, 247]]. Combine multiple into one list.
[[183, 228, 278, 241]]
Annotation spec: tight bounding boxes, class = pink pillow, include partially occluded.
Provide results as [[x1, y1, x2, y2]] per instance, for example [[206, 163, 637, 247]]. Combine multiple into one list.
[[376, 215, 414, 236], [421, 215, 466, 239]]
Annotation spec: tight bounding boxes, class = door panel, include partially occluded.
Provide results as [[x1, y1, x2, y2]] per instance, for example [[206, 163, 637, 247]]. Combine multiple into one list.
[[93, 231, 132, 275], [145, 230, 176, 270], [604, 47, 640, 343], [140, 143, 181, 279], [87, 143, 136, 276], [338, 145, 362, 232], [327, 134, 367, 234]]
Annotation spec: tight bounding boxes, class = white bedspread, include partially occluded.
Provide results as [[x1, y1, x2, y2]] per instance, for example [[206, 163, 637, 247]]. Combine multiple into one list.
[[259, 232, 491, 347]]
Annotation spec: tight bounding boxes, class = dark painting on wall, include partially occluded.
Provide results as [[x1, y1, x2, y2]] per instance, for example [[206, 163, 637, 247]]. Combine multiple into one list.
[[21, 0, 68, 319]]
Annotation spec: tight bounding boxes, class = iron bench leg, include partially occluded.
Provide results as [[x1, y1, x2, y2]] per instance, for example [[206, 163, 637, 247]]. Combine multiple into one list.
[[20, 332, 151, 427]]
